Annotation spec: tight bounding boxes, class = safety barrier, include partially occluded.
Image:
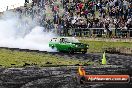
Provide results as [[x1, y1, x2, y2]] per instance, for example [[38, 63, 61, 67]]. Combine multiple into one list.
[[64, 28, 132, 38]]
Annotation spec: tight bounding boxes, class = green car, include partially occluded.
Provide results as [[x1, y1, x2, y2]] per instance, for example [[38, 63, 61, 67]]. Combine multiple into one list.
[[49, 37, 89, 54]]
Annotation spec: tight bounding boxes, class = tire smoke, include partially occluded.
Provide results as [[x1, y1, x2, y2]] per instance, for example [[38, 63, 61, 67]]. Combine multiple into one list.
[[0, 11, 57, 52]]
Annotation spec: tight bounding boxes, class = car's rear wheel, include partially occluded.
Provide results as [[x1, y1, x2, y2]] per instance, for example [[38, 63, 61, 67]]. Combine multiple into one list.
[[51, 45, 54, 49]]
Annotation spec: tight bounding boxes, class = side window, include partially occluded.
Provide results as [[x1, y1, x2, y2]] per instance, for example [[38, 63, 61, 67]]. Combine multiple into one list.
[[60, 38, 65, 43], [64, 38, 68, 43]]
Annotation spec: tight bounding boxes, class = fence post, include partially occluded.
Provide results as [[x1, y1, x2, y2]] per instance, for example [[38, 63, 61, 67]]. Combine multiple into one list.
[[127, 30, 130, 38]]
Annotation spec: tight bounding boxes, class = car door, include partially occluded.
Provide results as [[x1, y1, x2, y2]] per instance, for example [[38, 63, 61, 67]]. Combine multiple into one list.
[[59, 38, 68, 51]]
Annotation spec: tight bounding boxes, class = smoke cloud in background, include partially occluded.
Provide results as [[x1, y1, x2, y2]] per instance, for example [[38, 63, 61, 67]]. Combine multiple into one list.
[[0, 11, 57, 52]]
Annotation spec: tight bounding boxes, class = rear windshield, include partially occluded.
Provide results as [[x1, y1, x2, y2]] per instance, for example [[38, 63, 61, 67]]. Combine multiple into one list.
[[50, 38, 59, 42]]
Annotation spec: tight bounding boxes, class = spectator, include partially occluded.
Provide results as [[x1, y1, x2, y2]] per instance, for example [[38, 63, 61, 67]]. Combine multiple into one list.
[[16, 0, 132, 36]]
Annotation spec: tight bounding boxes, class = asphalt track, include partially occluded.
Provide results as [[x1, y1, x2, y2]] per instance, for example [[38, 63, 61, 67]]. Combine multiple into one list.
[[0, 47, 132, 88], [0, 66, 132, 88]]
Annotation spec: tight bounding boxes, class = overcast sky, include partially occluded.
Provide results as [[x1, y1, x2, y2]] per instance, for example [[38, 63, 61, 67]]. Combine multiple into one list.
[[0, 0, 31, 12]]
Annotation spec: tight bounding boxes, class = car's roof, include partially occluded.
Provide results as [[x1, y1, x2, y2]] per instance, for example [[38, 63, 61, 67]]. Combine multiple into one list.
[[52, 37, 76, 39]]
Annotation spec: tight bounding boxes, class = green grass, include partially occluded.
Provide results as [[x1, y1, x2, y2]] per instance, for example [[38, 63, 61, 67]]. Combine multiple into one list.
[[80, 39, 132, 53], [0, 39, 132, 67], [0, 49, 92, 67]]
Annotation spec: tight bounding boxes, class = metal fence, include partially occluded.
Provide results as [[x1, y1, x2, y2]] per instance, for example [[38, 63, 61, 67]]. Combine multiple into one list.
[[62, 28, 132, 38]]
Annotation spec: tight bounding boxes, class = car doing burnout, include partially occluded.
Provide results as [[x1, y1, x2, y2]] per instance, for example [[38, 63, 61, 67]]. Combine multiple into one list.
[[49, 37, 89, 54]]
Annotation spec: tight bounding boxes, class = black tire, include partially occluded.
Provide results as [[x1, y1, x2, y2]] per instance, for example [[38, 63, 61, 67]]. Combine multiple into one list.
[[82, 51, 87, 54], [51, 45, 54, 49], [68, 47, 74, 54]]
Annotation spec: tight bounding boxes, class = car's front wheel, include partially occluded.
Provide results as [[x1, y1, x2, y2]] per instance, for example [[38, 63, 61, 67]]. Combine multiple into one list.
[[68, 48, 74, 54], [82, 51, 87, 54]]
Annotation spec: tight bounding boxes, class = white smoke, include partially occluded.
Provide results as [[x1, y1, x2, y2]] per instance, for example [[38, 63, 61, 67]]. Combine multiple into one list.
[[0, 11, 57, 52]]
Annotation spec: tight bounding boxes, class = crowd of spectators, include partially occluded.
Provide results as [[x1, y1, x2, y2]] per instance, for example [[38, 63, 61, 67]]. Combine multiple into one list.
[[60, 0, 132, 37], [15, 0, 132, 37]]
